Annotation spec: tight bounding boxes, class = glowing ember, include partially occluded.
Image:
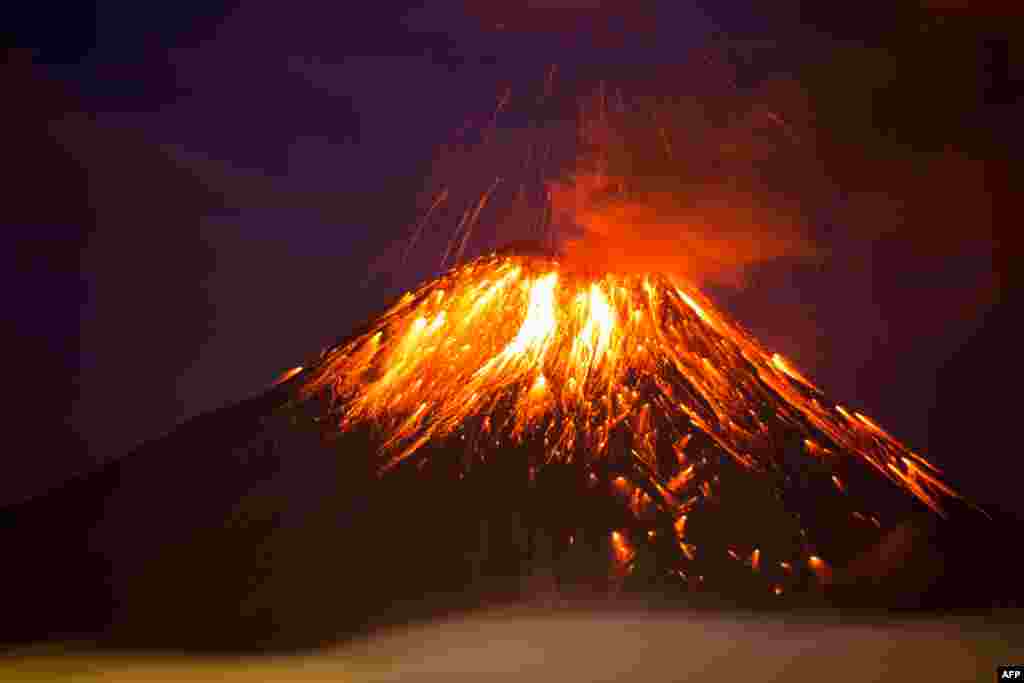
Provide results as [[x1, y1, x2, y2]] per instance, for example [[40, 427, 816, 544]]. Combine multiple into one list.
[[611, 530, 634, 564], [807, 555, 832, 584], [674, 515, 688, 539]]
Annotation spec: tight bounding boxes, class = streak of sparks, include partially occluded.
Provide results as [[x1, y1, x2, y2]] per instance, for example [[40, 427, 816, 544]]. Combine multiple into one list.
[[273, 366, 304, 386]]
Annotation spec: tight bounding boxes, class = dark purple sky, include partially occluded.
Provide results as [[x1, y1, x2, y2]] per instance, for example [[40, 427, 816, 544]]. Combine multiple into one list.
[[8, 3, 1015, 513]]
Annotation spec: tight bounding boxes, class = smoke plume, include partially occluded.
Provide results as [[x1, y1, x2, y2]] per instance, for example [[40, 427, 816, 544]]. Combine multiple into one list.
[[550, 75, 826, 287]]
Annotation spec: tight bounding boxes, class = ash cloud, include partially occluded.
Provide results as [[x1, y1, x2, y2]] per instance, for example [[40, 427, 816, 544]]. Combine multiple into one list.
[[549, 75, 827, 287]]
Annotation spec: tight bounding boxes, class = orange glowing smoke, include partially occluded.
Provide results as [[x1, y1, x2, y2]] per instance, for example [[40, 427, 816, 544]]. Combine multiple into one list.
[[551, 173, 822, 288], [302, 252, 962, 517], [546, 76, 824, 288]]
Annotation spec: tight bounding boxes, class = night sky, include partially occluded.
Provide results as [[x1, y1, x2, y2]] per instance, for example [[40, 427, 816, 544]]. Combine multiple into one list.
[[7, 3, 1016, 516]]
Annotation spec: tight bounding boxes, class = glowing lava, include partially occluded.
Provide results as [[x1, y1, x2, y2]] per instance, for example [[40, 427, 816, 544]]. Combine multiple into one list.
[[303, 252, 961, 519]]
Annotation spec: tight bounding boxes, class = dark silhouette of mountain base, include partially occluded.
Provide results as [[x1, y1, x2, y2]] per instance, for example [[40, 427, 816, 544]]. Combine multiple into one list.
[[2, 377, 1020, 653]]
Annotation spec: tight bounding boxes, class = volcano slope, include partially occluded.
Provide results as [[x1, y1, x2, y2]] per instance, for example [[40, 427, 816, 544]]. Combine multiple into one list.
[[2, 257, 1020, 652], [2, 369, 1020, 652]]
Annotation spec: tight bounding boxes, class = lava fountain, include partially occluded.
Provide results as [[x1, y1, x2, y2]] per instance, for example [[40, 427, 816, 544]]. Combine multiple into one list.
[[290, 58, 980, 596]]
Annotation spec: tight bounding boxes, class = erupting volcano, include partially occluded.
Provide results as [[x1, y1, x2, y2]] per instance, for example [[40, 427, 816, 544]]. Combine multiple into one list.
[[4, 23, 1017, 663], [262, 62, 987, 599]]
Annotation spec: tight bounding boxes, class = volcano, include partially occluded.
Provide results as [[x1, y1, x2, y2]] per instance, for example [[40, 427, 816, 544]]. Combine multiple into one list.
[[3, 248, 1019, 651]]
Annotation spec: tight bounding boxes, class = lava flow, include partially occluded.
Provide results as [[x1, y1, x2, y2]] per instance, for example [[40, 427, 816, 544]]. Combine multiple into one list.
[[301, 251, 960, 520]]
